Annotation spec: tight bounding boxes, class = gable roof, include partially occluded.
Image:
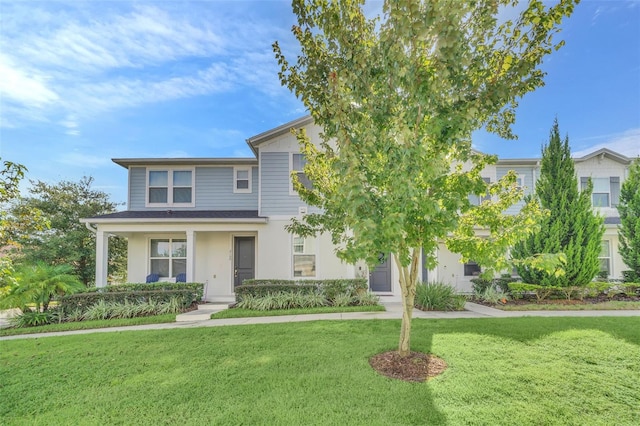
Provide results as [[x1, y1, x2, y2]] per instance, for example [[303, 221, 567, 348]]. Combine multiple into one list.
[[246, 115, 313, 155], [572, 148, 633, 165], [112, 158, 257, 168]]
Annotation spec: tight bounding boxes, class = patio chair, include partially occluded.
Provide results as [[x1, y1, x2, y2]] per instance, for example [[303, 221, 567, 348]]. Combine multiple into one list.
[[175, 273, 187, 283], [146, 273, 160, 283]]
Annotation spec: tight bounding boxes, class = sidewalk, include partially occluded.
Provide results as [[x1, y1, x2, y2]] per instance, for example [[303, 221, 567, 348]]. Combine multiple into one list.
[[1, 301, 639, 341]]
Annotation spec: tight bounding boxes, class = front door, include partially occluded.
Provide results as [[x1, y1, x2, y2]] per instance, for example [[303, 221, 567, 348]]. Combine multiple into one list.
[[234, 237, 255, 287], [370, 252, 392, 292]]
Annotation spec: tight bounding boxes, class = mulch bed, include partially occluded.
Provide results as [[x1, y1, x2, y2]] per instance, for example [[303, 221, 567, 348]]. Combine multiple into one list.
[[369, 351, 447, 382]]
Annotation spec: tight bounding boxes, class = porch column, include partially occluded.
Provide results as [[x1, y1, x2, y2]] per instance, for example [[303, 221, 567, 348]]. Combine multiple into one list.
[[95, 230, 109, 287], [186, 230, 196, 282]]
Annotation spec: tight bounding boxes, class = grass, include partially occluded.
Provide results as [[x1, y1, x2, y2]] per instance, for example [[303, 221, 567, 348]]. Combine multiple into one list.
[[498, 301, 640, 311], [0, 314, 176, 337], [210, 304, 386, 319], [1, 317, 639, 425]]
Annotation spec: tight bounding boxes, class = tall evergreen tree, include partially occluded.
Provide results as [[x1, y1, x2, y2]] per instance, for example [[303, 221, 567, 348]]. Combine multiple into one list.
[[512, 120, 604, 287], [617, 158, 640, 281]]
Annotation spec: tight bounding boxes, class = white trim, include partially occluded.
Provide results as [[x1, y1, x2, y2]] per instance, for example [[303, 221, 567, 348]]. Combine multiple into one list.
[[148, 236, 188, 279], [81, 217, 268, 224], [145, 167, 196, 208], [233, 166, 252, 194], [291, 234, 317, 278], [258, 152, 262, 216], [289, 152, 307, 196]]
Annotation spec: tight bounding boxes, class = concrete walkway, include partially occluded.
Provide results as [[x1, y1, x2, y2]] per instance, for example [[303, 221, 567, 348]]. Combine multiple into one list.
[[1, 301, 639, 341]]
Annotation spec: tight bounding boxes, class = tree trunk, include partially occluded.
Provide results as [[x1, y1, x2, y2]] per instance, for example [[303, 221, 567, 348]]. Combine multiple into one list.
[[395, 248, 421, 357]]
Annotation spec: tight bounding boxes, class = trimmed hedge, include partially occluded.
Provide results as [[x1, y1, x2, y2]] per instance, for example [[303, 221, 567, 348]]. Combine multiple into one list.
[[236, 279, 368, 302], [57, 289, 199, 314], [81, 283, 205, 301]]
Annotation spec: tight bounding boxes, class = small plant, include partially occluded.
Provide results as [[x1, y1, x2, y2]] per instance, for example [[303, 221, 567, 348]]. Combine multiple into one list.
[[353, 292, 380, 306], [475, 286, 510, 305], [65, 308, 85, 322], [9, 310, 58, 328], [83, 300, 113, 321], [331, 292, 353, 307], [415, 282, 466, 311]]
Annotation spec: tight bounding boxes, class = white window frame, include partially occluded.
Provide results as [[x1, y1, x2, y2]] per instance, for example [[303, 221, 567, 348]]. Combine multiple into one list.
[[598, 240, 611, 277], [515, 174, 526, 191], [145, 167, 195, 207], [233, 166, 252, 194], [290, 153, 307, 195], [591, 177, 611, 208], [149, 238, 188, 279], [292, 235, 316, 278]]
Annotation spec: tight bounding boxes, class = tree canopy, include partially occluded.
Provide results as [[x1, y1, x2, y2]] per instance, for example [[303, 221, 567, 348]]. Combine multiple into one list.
[[9, 176, 126, 286], [618, 158, 640, 281], [275, 0, 578, 355]]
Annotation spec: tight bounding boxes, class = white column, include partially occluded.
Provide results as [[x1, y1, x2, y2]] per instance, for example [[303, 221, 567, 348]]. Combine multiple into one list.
[[95, 230, 109, 287], [186, 230, 196, 282]]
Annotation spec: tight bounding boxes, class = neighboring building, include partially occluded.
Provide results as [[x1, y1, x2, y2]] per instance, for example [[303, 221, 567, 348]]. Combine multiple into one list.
[[81, 117, 634, 300]]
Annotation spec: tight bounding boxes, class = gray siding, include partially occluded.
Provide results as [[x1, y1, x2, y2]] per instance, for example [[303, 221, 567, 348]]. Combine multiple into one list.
[[496, 166, 535, 215], [260, 152, 306, 216], [128, 166, 258, 211]]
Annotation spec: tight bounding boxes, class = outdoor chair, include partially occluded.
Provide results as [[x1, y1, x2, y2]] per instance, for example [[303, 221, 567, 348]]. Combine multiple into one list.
[[175, 273, 187, 283], [146, 273, 160, 283]]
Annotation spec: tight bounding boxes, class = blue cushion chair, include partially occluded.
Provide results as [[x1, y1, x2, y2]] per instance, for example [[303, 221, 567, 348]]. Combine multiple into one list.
[[175, 273, 187, 283], [146, 273, 160, 283]]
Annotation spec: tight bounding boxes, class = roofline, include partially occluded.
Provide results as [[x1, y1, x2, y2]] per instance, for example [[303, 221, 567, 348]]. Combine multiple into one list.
[[112, 158, 258, 168], [80, 217, 268, 224], [496, 158, 540, 166], [246, 115, 314, 154], [572, 148, 632, 164]]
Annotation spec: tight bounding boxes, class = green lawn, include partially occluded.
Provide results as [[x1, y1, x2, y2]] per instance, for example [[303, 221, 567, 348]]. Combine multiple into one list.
[[210, 304, 386, 319], [2, 317, 639, 425]]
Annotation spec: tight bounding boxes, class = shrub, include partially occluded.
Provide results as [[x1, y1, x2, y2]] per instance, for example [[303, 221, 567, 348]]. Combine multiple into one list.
[[415, 282, 466, 311], [470, 277, 492, 294], [8, 309, 61, 328], [82, 283, 205, 301], [353, 292, 380, 306], [475, 286, 510, 304], [507, 283, 561, 301], [236, 292, 327, 310], [331, 293, 353, 307], [58, 289, 197, 314], [236, 279, 367, 302]]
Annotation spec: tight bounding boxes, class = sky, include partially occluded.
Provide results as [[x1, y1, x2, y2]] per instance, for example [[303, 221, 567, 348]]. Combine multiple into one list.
[[1, 0, 639, 205]]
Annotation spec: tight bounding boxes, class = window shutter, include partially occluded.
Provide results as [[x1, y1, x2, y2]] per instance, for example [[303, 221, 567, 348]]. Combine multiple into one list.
[[610, 176, 620, 207], [580, 177, 588, 191]]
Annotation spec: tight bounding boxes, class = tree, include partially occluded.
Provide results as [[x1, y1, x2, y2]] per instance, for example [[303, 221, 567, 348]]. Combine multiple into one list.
[[274, 0, 577, 356], [0, 262, 84, 313], [618, 158, 640, 281], [10, 176, 126, 286], [512, 120, 604, 287]]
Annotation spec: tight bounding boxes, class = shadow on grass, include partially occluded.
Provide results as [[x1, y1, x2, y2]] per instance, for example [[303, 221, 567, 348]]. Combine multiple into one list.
[[412, 316, 640, 347]]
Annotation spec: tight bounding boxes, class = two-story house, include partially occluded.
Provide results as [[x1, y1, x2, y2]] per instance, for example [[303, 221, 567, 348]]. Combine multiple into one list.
[[81, 116, 634, 301]]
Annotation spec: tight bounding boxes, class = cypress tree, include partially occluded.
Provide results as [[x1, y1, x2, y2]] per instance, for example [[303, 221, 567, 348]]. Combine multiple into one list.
[[617, 158, 640, 281], [512, 120, 604, 287]]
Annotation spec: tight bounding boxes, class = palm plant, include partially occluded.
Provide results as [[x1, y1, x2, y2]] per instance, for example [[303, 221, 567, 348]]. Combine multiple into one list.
[[0, 262, 84, 312]]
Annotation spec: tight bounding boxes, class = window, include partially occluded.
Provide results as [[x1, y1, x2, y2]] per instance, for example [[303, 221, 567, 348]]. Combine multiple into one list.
[[599, 240, 611, 277], [150, 238, 187, 278], [464, 260, 481, 276], [234, 167, 252, 193], [470, 177, 491, 206], [147, 169, 194, 206], [293, 236, 316, 277], [580, 176, 620, 208], [515, 175, 525, 191], [291, 153, 313, 193]]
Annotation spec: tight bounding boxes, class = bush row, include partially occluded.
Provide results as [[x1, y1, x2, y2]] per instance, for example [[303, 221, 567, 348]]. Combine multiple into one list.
[[57, 289, 198, 314], [236, 291, 380, 311], [415, 282, 467, 311], [236, 279, 368, 302], [81, 282, 205, 301], [507, 282, 640, 301]]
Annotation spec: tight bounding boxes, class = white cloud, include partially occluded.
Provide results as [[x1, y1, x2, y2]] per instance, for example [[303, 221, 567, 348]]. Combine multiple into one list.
[[0, 53, 59, 108], [572, 128, 640, 158]]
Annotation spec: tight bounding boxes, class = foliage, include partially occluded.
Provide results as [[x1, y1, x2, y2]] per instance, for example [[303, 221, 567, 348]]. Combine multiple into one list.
[[474, 286, 511, 305], [8, 309, 61, 328], [352, 291, 381, 306], [235, 292, 327, 310], [235, 279, 367, 302], [508, 283, 561, 301], [57, 289, 198, 314], [2, 318, 639, 425], [210, 304, 385, 319], [331, 292, 354, 307], [1, 159, 48, 249], [415, 282, 466, 311], [0, 262, 84, 312], [8, 176, 126, 285], [512, 120, 604, 287], [618, 158, 640, 281], [274, 0, 577, 355], [78, 298, 187, 322], [84, 282, 205, 301]]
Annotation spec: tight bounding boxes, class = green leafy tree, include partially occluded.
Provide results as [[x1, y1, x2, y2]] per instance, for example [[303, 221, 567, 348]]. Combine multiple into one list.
[[512, 120, 604, 287], [0, 262, 84, 312], [274, 0, 577, 356], [618, 158, 640, 281], [10, 176, 126, 286]]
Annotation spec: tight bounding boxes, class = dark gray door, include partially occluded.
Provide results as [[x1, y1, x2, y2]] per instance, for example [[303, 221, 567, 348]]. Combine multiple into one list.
[[234, 237, 255, 287], [422, 247, 429, 283], [370, 253, 391, 292]]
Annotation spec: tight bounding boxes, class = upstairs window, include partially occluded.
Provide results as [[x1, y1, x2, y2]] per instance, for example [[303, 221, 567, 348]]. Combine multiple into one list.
[[147, 169, 194, 206], [234, 167, 252, 193], [150, 238, 187, 278], [580, 176, 620, 207], [291, 153, 313, 193], [469, 177, 491, 206]]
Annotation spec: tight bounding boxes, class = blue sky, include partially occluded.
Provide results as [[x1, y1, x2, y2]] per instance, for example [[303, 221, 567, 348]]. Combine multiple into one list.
[[1, 0, 638, 205]]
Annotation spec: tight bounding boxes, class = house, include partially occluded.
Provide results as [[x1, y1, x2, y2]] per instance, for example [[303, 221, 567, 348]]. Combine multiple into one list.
[[81, 116, 635, 301]]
